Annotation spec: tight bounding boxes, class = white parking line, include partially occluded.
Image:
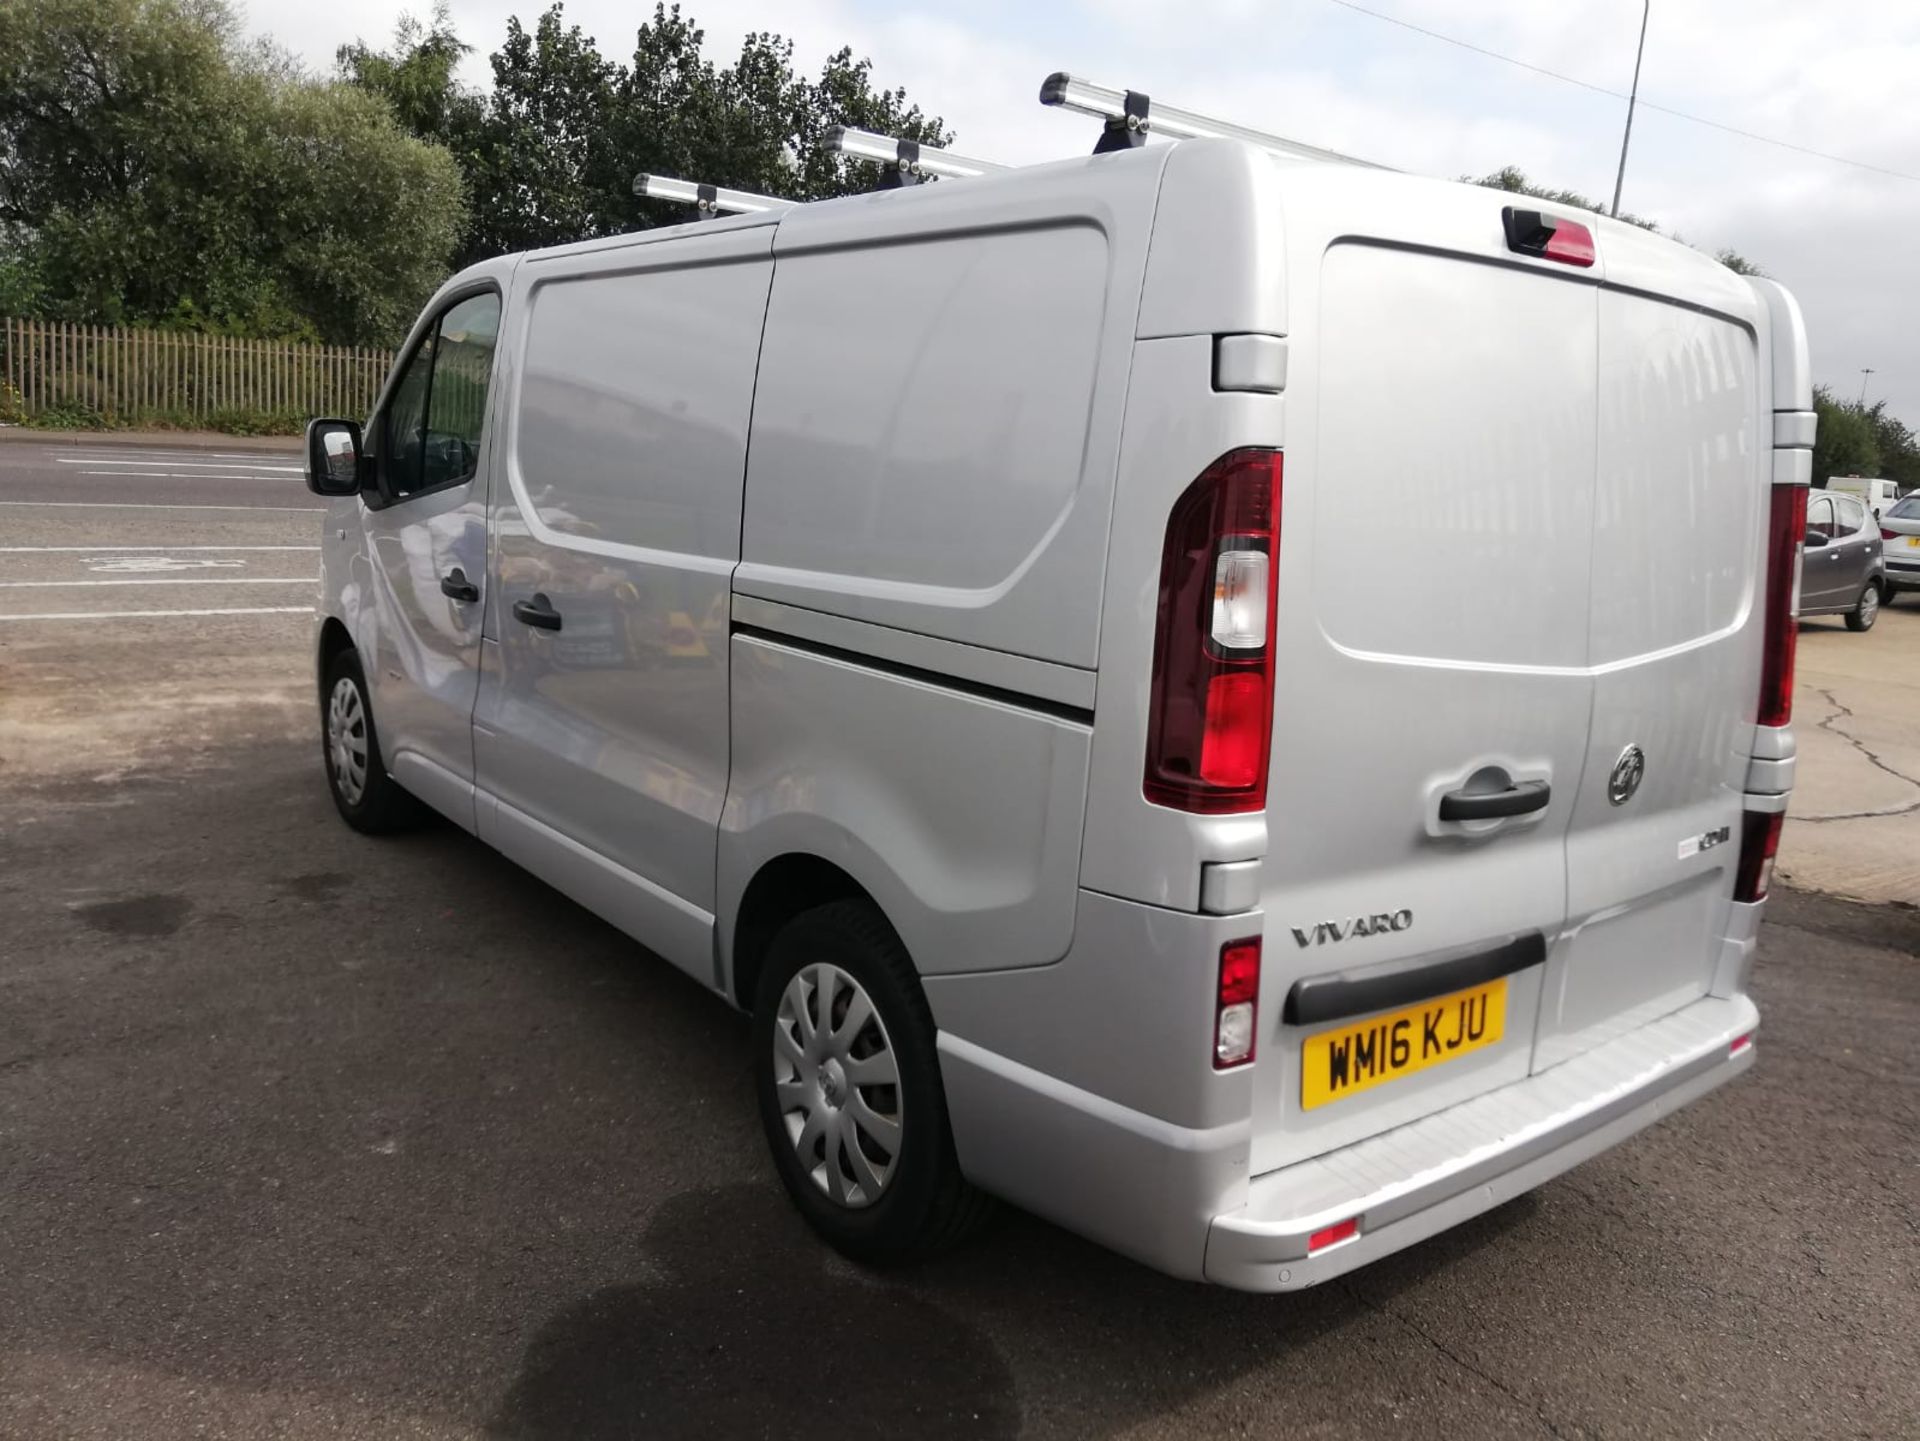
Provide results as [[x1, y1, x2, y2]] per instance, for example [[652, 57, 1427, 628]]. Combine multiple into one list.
[[0, 545, 320, 553], [55, 456, 302, 473], [0, 578, 317, 587], [0, 606, 311, 622], [0, 501, 323, 512]]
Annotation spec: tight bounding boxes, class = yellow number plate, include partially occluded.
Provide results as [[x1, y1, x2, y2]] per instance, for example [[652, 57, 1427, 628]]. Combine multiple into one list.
[[1300, 978, 1507, 1111], [1906, 536, 1920, 549]]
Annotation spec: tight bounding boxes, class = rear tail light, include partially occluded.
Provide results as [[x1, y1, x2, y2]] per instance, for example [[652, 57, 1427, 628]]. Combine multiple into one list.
[[1882, 528, 1900, 541], [1758, 484, 1807, 728], [1214, 937, 1261, 1069], [1734, 809, 1784, 903], [1144, 449, 1281, 812], [1730, 1033, 1754, 1056]]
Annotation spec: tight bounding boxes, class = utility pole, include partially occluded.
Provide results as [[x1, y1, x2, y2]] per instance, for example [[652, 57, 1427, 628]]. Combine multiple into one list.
[[1610, 0, 1650, 219], [1859, 368, 1876, 405]]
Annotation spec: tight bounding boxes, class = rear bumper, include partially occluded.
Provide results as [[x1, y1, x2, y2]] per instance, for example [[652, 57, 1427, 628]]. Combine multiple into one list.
[[937, 990, 1756, 1291]]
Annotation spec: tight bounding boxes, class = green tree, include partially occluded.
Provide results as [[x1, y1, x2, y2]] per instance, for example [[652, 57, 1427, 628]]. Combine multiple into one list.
[[343, 3, 951, 268], [1812, 385, 1882, 486], [0, 0, 464, 343], [1861, 400, 1920, 494]]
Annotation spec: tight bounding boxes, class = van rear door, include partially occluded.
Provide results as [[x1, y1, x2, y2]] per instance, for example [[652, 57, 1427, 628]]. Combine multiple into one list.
[[1541, 250, 1767, 1068], [1250, 178, 1603, 1173]]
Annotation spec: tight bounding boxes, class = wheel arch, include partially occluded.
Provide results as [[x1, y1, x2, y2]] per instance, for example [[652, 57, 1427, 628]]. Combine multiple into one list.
[[316, 614, 355, 692], [728, 853, 873, 1011]]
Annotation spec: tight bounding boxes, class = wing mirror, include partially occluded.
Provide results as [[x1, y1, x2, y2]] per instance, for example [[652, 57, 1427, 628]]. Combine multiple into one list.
[[306, 419, 364, 497], [1802, 529, 1829, 549]]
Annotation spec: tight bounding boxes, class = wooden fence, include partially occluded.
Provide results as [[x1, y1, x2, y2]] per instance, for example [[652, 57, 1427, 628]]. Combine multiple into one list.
[[0, 317, 395, 425]]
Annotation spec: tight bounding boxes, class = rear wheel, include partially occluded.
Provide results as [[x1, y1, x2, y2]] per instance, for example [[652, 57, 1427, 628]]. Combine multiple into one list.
[[1846, 581, 1882, 632], [321, 647, 420, 833], [752, 900, 990, 1265]]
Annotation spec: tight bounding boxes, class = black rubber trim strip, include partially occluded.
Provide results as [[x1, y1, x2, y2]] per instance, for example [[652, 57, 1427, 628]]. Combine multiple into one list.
[[732, 622, 1094, 727], [1283, 932, 1546, 1028]]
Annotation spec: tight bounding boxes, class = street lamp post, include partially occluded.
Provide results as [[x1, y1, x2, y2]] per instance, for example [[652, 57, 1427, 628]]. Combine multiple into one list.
[[1610, 0, 1651, 219], [1859, 368, 1876, 406]]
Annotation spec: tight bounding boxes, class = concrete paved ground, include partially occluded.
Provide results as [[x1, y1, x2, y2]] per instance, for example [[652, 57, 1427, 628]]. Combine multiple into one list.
[[1777, 598, 1920, 905], [2, 439, 1916, 1439]]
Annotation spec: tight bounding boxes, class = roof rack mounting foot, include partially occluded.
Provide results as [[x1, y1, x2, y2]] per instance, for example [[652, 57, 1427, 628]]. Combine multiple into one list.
[[1092, 89, 1150, 155]]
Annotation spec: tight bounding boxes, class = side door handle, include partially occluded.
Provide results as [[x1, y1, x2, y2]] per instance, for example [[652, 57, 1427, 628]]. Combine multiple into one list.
[[439, 567, 479, 603], [1438, 779, 1551, 822], [511, 592, 563, 631]]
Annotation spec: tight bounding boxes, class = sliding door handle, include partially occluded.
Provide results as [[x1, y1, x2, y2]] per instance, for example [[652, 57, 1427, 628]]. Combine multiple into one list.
[[511, 593, 563, 631]]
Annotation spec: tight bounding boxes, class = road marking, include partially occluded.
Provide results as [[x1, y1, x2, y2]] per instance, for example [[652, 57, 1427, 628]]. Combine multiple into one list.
[[54, 456, 302, 473], [0, 501, 323, 512], [68, 450, 300, 462], [0, 545, 320, 553], [0, 578, 316, 587], [0, 606, 311, 622], [84, 556, 246, 572], [73, 469, 298, 480]]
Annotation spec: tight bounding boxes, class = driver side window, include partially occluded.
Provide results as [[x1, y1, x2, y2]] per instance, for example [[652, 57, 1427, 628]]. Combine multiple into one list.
[[375, 291, 502, 502]]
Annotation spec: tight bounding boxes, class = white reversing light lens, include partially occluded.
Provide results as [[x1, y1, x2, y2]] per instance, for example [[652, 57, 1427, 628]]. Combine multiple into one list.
[[1215, 1002, 1255, 1066], [1211, 548, 1268, 650]]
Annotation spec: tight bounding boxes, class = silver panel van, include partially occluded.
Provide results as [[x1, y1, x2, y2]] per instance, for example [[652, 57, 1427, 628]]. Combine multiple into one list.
[[305, 132, 1809, 1291]]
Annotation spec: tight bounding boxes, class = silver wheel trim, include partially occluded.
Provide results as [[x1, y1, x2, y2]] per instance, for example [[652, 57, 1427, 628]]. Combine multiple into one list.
[[326, 677, 370, 806], [772, 962, 903, 1208], [1861, 585, 1879, 623]]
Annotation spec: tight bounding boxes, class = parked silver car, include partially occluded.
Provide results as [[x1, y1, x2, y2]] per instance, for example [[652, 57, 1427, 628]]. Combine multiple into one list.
[[1800, 489, 1886, 630], [1879, 492, 1920, 601], [302, 116, 1807, 1291]]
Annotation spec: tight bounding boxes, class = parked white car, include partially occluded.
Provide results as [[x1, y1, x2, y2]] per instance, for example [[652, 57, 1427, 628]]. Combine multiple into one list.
[[301, 119, 1808, 1291]]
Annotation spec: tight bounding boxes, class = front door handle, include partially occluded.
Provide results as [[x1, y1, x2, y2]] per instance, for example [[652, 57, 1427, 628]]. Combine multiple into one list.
[[439, 567, 479, 603], [1439, 779, 1551, 822], [511, 593, 563, 631]]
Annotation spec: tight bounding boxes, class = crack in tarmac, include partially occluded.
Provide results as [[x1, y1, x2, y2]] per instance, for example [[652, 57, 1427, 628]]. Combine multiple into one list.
[[1790, 689, 1920, 823]]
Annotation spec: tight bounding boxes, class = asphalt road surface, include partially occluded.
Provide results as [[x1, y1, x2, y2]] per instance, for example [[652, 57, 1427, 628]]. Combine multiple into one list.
[[1, 438, 1916, 1440]]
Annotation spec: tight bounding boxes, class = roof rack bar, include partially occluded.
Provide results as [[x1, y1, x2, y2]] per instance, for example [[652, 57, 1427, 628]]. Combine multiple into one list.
[[632, 173, 791, 218], [1038, 73, 1391, 170], [825, 126, 1007, 186]]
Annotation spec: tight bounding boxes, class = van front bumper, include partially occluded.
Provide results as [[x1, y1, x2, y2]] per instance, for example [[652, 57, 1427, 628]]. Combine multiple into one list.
[[937, 991, 1757, 1292]]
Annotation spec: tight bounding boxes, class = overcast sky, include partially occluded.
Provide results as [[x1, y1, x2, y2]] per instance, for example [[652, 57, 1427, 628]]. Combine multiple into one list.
[[245, 0, 1920, 430]]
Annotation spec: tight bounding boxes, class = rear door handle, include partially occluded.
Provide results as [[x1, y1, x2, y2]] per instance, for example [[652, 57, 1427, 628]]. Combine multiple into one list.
[[439, 567, 479, 603], [511, 593, 563, 631], [1438, 779, 1550, 822]]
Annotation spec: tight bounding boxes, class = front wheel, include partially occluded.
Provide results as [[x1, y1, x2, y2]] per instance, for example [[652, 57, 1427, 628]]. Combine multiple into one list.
[[1845, 581, 1882, 632], [321, 647, 420, 833], [752, 900, 991, 1265]]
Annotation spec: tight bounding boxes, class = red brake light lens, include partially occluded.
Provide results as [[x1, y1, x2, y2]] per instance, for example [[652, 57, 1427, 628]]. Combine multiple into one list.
[[1144, 449, 1281, 813], [1734, 809, 1784, 903], [1882, 528, 1899, 541], [1214, 938, 1261, 1069], [1758, 484, 1807, 729]]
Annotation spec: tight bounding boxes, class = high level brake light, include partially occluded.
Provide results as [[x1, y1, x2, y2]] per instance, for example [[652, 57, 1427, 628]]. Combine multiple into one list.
[[1144, 450, 1281, 813]]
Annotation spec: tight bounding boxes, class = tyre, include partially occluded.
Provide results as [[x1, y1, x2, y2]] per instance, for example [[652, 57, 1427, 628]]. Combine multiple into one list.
[[752, 900, 991, 1265], [320, 647, 421, 833], [1845, 581, 1882, 632]]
